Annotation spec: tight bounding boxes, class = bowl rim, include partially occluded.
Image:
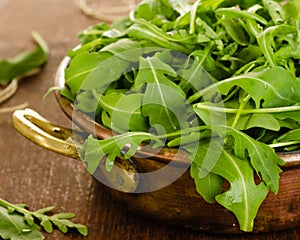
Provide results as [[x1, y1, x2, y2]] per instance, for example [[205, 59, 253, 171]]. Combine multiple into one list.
[[54, 55, 300, 169]]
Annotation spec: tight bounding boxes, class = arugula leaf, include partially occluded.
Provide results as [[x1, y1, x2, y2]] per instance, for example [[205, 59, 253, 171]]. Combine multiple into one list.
[[80, 134, 164, 173], [276, 129, 300, 143], [99, 91, 149, 133], [0, 198, 88, 239], [77, 23, 110, 44], [0, 31, 48, 85], [179, 44, 215, 93], [257, 25, 298, 67], [262, 0, 286, 25], [213, 145, 269, 232], [126, 23, 192, 54], [186, 140, 269, 232], [215, 7, 268, 25], [165, 0, 192, 16], [134, 55, 190, 134], [194, 105, 281, 131], [100, 38, 143, 62], [190, 66, 300, 108], [0, 206, 44, 240], [219, 18, 249, 46], [216, 125, 285, 194], [283, 0, 300, 28], [73, 90, 100, 113], [65, 51, 113, 94], [190, 163, 224, 203]]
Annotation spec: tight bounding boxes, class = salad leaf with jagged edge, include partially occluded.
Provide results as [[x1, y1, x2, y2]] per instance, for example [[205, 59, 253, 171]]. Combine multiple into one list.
[[215, 125, 285, 194], [134, 55, 191, 134], [0, 199, 88, 240], [188, 141, 269, 232], [189, 66, 300, 108], [80, 134, 164, 174], [0, 206, 44, 240]]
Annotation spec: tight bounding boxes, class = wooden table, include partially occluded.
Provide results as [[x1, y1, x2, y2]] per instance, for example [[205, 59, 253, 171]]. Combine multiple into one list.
[[0, 0, 299, 239]]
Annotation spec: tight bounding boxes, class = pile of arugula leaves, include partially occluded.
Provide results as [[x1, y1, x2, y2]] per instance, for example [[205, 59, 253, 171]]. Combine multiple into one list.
[[61, 0, 300, 232]]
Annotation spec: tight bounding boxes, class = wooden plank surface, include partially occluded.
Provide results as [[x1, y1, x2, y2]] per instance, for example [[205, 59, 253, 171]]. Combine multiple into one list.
[[0, 0, 299, 239]]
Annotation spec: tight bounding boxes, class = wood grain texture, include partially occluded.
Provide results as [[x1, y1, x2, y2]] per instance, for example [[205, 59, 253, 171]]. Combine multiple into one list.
[[0, 0, 299, 239]]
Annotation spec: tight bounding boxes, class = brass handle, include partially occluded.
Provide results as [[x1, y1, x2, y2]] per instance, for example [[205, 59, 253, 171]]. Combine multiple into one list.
[[12, 108, 78, 158], [12, 108, 139, 192]]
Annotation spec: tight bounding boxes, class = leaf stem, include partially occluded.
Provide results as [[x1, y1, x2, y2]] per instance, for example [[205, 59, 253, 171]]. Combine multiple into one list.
[[0, 197, 88, 236], [157, 125, 210, 139], [189, 0, 201, 34], [194, 103, 300, 114], [0, 197, 32, 216], [268, 140, 300, 149], [231, 94, 251, 128]]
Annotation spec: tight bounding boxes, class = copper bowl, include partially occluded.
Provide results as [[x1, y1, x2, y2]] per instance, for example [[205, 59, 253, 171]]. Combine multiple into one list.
[[12, 55, 300, 234]]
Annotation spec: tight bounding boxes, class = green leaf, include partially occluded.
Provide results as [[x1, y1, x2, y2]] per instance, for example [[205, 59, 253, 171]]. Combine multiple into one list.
[[24, 214, 34, 226], [283, 0, 300, 28], [214, 125, 285, 194], [272, 108, 300, 123], [199, 0, 224, 10], [100, 39, 143, 62], [192, 66, 300, 108], [0, 196, 88, 238], [34, 206, 55, 215], [220, 18, 249, 46], [257, 25, 298, 67], [262, 0, 286, 25], [179, 44, 215, 94], [40, 219, 53, 233], [51, 220, 68, 233], [48, 213, 87, 236], [187, 141, 269, 232], [126, 23, 191, 54], [134, 55, 190, 134], [79, 54, 130, 92], [195, 18, 218, 41], [50, 218, 88, 236], [75, 224, 89, 236], [214, 146, 269, 232], [74, 90, 100, 113], [196, 99, 282, 131], [190, 164, 224, 203], [228, 113, 281, 131], [77, 23, 110, 44], [135, 2, 156, 20], [276, 129, 300, 143], [99, 92, 149, 133], [0, 206, 44, 240], [161, 0, 192, 16], [194, 104, 281, 131], [80, 133, 164, 174], [216, 7, 268, 25], [51, 212, 76, 220], [237, 45, 263, 63], [65, 51, 112, 94], [0, 31, 48, 85]]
